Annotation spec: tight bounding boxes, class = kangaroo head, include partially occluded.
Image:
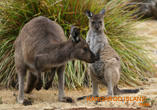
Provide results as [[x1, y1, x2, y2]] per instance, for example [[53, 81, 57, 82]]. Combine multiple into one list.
[[70, 26, 99, 63], [85, 9, 105, 32]]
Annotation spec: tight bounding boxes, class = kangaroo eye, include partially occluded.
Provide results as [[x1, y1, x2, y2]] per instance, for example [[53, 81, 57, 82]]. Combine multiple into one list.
[[99, 21, 102, 24], [83, 47, 88, 51]]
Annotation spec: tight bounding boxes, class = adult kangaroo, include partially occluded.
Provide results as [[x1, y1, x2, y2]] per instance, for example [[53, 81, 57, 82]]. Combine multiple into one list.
[[14, 16, 99, 105], [77, 9, 139, 101]]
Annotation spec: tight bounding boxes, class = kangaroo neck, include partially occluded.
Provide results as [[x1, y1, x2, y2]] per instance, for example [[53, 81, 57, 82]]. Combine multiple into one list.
[[88, 29, 108, 54], [54, 39, 74, 62]]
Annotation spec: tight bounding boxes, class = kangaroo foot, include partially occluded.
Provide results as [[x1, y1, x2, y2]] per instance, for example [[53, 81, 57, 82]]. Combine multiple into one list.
[[22, 99, 32, 106], [35, 79, 43, 91], [44, 81, 51, 90]]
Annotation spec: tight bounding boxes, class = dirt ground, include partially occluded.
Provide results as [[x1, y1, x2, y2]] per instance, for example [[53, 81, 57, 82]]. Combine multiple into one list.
[[0, 78, 157, 110], [0, 20, 157, 110]]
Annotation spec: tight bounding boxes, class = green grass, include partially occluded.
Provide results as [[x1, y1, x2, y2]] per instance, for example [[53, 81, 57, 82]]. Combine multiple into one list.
[[0, 0, 156, 89]]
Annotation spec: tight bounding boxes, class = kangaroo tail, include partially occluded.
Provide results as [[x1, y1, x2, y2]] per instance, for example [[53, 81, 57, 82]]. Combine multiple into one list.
[[77, 95, 92, 101], [114, 85, 140, 95], [119, 89, 139, 93]]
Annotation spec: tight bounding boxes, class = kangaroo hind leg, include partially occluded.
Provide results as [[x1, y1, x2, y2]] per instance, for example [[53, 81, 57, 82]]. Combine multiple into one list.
[[24, 71, 37, 93], [44, 67, 57, 90]]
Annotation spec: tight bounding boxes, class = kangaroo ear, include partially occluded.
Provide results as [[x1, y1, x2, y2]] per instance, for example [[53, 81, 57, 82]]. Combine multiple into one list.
[[99, 9, 105, 15], [70, 26, 80, 43], [85, 10, 93, 19]]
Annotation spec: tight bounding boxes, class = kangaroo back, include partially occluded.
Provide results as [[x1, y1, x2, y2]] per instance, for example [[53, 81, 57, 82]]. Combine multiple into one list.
[[17, 16, 65, 65]]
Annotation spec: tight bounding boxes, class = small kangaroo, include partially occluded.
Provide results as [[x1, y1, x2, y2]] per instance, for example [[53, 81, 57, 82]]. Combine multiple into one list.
[[14, 16, 99, 105], [78, 9, 139, 101]]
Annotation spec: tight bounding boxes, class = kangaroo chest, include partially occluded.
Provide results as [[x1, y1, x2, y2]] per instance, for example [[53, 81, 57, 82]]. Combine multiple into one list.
[[88, 33, 106, 54], [87, 32, 106, 75]]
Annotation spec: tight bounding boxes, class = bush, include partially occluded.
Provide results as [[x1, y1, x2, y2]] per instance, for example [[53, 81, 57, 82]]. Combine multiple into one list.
[[0, 0, 156, 89]]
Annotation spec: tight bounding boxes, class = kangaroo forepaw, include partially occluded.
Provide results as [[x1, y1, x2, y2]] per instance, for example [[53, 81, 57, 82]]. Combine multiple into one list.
[[44, 81, 51, 90], [35, 80, 43, 91]]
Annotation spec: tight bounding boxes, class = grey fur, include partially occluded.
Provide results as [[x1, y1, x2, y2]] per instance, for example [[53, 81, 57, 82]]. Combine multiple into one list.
[[14, 16, 99, 105]]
